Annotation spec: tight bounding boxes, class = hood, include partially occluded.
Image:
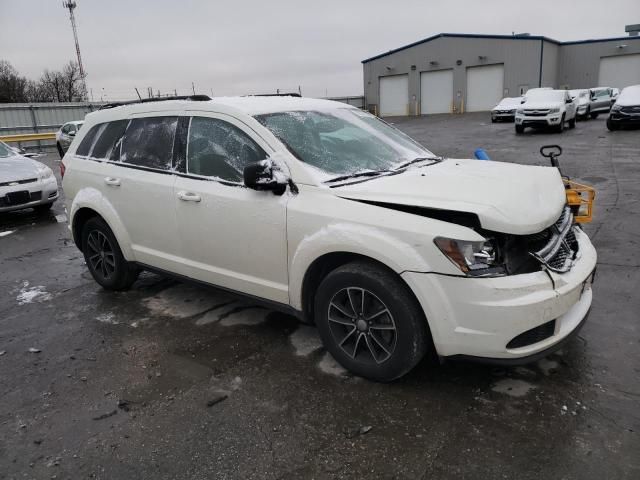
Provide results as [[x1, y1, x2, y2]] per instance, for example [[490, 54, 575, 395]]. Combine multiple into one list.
[[522, 101, 562, 110], [332, 159, 566, 235], [0, 154, 45, 183]]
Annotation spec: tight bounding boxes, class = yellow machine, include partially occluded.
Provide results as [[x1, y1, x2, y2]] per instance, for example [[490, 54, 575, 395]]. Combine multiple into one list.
[[540, 145, 595, 224]]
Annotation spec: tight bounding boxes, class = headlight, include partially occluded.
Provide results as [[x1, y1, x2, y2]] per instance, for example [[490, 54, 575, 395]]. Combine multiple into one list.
[[38, 167, 54, 180], [611, 104, 621, 111], [434, 237, 504, 275], [549, 107, 560, 113], [516, 108, 524, 115]]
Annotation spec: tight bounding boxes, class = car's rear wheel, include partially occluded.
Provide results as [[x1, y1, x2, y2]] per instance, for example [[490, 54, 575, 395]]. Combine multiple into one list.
[[515, 125, 525, 134], [590, 112, 599, 119], [56, 143, 64, 159], [81, 217, 139, 290], [314, 260, 430, 382]]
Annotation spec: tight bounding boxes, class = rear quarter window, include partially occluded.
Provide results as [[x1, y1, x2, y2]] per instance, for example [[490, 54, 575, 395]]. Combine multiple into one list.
[[75, 124, 102, 156], [90, 120, 129, 161]]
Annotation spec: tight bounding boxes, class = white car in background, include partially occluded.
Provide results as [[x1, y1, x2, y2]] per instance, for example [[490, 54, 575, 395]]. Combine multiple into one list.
[[569, 89, 591, 120], [515, 89, 577, 133], [62, 95, 596, 381], [56, 120, 84, 158], [0, 140, 58, 214], [491, 97, 523, 123]]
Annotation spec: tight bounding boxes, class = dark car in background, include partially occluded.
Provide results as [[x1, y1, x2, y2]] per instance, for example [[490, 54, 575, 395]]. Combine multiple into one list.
[[607, 85, 640, 131]]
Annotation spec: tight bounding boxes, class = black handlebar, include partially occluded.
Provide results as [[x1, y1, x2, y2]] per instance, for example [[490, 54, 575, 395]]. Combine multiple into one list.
[[540, 145, 562, 168]]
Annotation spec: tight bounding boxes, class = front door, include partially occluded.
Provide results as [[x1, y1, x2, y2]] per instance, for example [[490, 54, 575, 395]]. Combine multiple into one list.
[[173, 113, 289, 304]]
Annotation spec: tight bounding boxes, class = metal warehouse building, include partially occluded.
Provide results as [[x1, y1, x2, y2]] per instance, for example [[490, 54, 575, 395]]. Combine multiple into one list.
[[362, 32, 640, 116]]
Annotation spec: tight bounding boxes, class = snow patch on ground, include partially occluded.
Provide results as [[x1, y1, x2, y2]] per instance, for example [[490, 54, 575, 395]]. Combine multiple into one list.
[[318, 352, 348, 377], [290, 325, 323, 356], [55, 214, 68, 223], [219, 308, 266, 327], [491, 378, 537, 397], [16, 281, 52, 305], [96, 312, 119, 325], [0, 230, 15, 238]]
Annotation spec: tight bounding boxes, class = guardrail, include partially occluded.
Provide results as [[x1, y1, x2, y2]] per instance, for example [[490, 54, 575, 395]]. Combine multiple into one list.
[[0, 133, 57, 143]]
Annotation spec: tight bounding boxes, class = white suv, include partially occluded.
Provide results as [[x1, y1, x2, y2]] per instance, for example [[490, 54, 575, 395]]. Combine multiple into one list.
[[515, 89, 577, 133], [62, 95, 596, 381]]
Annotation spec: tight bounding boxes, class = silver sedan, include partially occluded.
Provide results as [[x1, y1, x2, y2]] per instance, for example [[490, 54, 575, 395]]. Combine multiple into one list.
[[0, 141, 59, 214]]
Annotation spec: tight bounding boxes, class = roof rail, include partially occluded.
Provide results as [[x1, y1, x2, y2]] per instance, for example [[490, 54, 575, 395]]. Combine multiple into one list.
[[99, 95, 212, 110], [247, 93, 302, 98]]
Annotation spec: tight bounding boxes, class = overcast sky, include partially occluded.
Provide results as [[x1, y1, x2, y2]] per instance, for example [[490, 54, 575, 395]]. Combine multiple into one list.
[[1, 0, 637, 101]]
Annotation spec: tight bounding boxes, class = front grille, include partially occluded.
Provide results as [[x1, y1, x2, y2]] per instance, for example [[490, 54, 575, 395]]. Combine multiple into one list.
[[0, 178, 37, 187], [529, 206, 579, 273], [30, 191, 42, 201], [507, 320, 556, 349], [524, 109, 550, 116], [620, 106, 640, 114]]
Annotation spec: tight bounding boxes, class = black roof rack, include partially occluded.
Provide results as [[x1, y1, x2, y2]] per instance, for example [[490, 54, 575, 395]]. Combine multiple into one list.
[[247, 93, 302, 98], [99, 95, 211, 110]]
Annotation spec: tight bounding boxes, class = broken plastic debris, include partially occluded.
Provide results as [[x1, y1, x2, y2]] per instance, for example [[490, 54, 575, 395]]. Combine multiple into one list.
[[28, 347, 41, 353]]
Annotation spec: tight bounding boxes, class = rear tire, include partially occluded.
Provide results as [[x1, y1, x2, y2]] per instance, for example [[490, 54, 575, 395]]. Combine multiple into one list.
[[515, 125, 525, 134], [81, 217, 139, 291], [590, 112, 599, 119], [56, 143, 64, 159], [314, 260, 430, 382], [491, 118, 497, 123]]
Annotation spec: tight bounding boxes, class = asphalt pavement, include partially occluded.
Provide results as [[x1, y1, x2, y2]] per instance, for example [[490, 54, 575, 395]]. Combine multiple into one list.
[[0, 113, 638, 479]]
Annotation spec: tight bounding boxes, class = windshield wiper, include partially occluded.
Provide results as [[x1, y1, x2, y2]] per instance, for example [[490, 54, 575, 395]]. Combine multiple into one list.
[[393, 156, 440, 171], [324, 170, 391, 184]]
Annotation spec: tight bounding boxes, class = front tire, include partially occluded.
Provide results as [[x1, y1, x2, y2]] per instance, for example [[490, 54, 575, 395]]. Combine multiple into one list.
[[590, 112, 599, 119], [34, 203, 53, 214], [556, 115, 565, 133], [81, 217, 139, 291], [568, 116, 576, 129], [314, 261, 430, 382], [607, 118, 619, 131], [515, 125, 525, 134]]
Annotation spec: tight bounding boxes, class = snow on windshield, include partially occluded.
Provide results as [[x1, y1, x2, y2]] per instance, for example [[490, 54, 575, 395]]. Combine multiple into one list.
[[617, 85, 640, 106], [254, 109, 434, 177]]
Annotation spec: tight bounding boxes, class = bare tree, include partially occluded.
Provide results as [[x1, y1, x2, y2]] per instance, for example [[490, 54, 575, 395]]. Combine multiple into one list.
[[0, 60, 29, 103], [36, 61, 85, 102]]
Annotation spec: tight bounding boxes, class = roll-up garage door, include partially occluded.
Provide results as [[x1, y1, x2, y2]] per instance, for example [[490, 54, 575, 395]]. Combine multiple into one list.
[[420, 70, 453, 114], [466, 64, 504, 112], [379, 75, 409, 116], [598, 54, 640, 89]]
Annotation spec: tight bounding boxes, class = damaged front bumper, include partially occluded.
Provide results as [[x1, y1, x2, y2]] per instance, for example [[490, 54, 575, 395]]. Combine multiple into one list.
[[402, 228, 597, 361]]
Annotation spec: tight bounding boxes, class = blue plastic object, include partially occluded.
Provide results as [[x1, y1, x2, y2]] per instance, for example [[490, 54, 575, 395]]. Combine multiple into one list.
[[474, 148, 491, 160]]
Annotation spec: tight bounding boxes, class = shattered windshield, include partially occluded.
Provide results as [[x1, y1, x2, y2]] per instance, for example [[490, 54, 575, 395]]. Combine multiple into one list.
[[255, 109, 435, 179]]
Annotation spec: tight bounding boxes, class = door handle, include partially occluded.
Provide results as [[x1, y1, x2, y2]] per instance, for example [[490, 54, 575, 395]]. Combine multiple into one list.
[[104, 177, 121, 187], [177, 191, 201, 202]]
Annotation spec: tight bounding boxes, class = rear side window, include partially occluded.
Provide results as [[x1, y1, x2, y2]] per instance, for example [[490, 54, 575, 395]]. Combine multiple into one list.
[[121, 116, 178, 170], [75, 124, 102, 156], [90, 120, 128, 161], [186, 117, 267, 182]]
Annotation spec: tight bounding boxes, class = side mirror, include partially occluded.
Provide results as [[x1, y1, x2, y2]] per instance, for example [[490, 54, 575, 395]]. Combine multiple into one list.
[[566, 98, 573, 104], [69, 130, 76, 136], [243, 160, 287, 195]]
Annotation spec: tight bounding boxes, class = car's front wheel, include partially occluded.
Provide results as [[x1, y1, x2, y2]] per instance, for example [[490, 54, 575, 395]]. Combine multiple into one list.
[[590, 112, 599, 119], [314, 261, 430, 382], [81, 217, 139, 290], [556, 115, 565, 133], [606, 118, 619, 131], [515, 125, 525, 134], [568, 116, 576, 129]]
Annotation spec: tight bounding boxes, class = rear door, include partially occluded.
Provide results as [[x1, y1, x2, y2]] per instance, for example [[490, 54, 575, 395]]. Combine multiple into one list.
[[102, 114, 180, 271], [172, 112, 289, 304]]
